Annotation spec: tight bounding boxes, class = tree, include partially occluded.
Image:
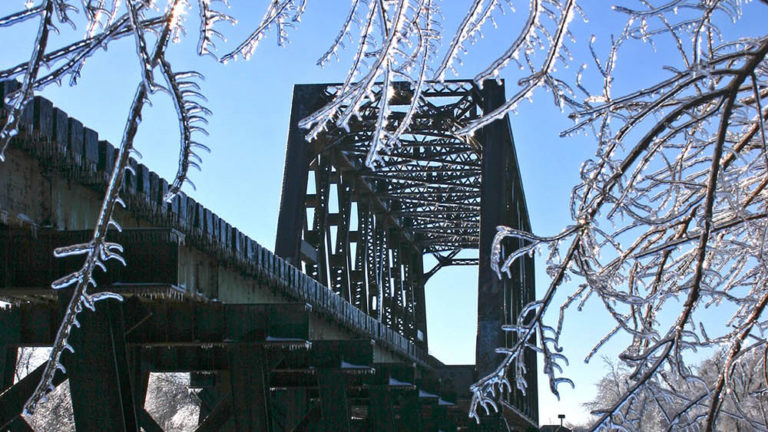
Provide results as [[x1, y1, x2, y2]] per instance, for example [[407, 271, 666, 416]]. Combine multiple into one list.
[[0, 0, 767, 430], [478, 1, 768, 430], [14, 348, 76, 431], [585, 350, 768, 431], [143, 373, 201, 431], [13, 348, 199, 431]]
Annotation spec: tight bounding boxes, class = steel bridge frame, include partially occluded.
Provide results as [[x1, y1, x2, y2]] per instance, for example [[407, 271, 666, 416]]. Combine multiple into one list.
[[0, 78, 537, 431], [276, 80, 538, 425]]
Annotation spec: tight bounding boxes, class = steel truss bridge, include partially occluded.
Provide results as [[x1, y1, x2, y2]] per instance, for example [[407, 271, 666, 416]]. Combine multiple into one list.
[[0, 79, 537, 431]]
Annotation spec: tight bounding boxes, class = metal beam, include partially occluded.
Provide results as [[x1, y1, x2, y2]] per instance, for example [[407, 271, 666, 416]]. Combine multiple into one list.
[[0, 301, 312, 347], [195, 393, 233, 432], [368, 386, 395, 432], [64, 297, 139, 432], [229, 345, 272, 432], [0, 361, 66, 430], [318, 369, 351, 432], [0, 347, 16, 392]]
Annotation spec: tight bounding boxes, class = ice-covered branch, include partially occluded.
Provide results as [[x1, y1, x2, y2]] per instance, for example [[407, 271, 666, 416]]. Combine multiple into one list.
[[477, 3, 768, 429], [0, 0, 53, 161], [23, 0, 183, 414], [158, 64, 211, 200]]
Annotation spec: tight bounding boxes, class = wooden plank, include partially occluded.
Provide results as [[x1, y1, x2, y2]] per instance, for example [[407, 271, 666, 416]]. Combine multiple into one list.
[[52, 108, 68, 149], [33, 97, 53, 140], [0, 303, 58, 347], [123, 302, 310, 346], [83, 127, 99, 166], [98, 140, 116, 174], [0, 229, 181, 292], [67, 118, 83, 160]]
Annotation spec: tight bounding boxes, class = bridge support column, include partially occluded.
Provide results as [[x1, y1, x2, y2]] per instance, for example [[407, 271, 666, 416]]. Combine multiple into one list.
[[196, 372, 235, 431], [228, 345, 272, 432], [368, 386, 395, 432], [271, 388, 310, 431], [275, 84, 328, 266], [318, 369, 350, 432], [63, 299, 139, 432], [398, 390, 423, 432], [129, 356, 163, 432]]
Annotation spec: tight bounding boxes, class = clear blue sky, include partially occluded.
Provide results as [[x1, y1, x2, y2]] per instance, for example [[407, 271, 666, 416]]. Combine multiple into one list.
[[1, 1, 764, 427]]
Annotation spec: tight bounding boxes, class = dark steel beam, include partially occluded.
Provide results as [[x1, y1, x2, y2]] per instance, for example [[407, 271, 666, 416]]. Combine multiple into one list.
[[64, 297, 139, 432], [475, 80, 511, 379], [318, 369, 351, 432], [368, 386, 395, 432], [139, 409, 164, 432], [0, 301, 311, 347], [0, 347, 16, 392], [194, 394, 233, 432], [289, 403, 321, 432], [0, 361, 66, 430], [276, 84, 330, 266], [229, 345, 272, 432]]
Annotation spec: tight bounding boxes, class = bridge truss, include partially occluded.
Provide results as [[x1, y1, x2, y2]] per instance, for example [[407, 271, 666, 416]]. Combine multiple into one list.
[[276, 80, 538, 427]]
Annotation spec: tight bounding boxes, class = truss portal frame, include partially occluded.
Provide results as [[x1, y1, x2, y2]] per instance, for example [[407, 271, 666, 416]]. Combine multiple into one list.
[[276, 80, 538, 424]]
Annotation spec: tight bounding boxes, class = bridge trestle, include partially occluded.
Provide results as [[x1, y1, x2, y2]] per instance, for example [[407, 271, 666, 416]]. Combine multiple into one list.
[[0, 78, 535, 431]]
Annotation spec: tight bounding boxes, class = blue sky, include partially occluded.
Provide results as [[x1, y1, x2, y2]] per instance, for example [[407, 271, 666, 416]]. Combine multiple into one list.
[[2, 1, 765, 427]]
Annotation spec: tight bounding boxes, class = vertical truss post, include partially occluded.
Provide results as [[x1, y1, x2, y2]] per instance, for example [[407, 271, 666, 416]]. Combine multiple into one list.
[[129, 347, 151, 416], [276, 85, 328, 266], [398, 390, 423, 432], [390, 231, 404, 335], [228, 345, 272, 432], [318, 369, 350, 432], [380, 228, 393, 327], [474, 80, 537, 424], [475, 80, 512, 378], [352, 203, 369, 314], [368, 386, 395, 432], [412, 251, 428, 348], [63, 297, 139, 432], [312, 156, 332, 287], [330, 175, 354, 301]]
